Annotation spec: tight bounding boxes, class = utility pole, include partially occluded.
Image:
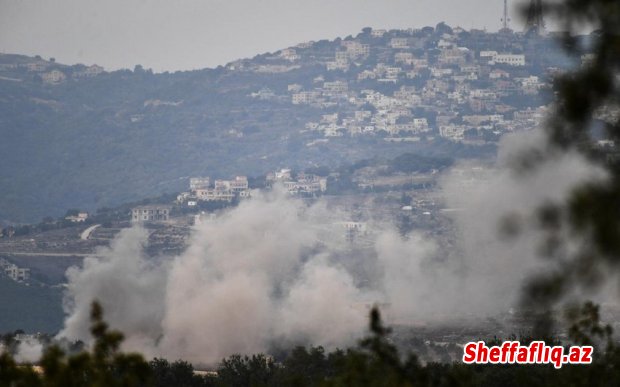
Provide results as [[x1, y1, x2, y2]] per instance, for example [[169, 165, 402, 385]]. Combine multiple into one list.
[[501, 0, 511, 31]]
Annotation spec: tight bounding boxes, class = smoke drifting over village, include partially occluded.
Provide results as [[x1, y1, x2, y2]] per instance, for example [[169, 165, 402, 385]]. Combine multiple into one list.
[[54, 129, 605, 365]]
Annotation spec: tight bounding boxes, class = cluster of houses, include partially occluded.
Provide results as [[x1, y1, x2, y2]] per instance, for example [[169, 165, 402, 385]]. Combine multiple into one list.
[[174, 171, 327, 206], [0, 56, 104, 85], [132, 171, 328, 223], [267, 169, 327, 196], [0, 258, 30, 282], [242, 26, 557, 143], [296, 31, 546, 141], [176, 175, 251, 207]]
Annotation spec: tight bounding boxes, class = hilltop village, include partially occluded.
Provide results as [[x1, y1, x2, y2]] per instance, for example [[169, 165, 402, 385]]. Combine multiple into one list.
[[243, 24, 569, 142], [0, 23, 599, 225], [0, 23, 602, 288], [0, 23, 595, 289]]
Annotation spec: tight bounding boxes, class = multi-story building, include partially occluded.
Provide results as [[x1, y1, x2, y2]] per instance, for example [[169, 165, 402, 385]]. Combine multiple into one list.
[[41, 70, 66, 84], [390, 37, 409, 49], [292, 91, 321, 105], [0, 259, 30, 282], [195, 188, 235, 202], [371, 29, 386, 37], [229, 176, 249, 193], [323, 81, 348, 94], [190, 177, 211, 191], [131, 205, 171, 223], [492, 54, 526, 66]]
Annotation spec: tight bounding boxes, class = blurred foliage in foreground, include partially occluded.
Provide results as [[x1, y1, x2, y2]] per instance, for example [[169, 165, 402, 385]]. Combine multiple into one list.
[[522, 0, 620, 313], [3, 304, 620, 387]]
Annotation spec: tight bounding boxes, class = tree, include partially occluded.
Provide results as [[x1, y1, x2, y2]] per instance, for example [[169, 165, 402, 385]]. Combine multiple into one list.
[[0, 302, 152, 386], [517, 0, 620, 323], [150, 358, 213, 387], [216, 354, 279, 387], [64, 209, 81, 217], [435, 22, 453, 36]]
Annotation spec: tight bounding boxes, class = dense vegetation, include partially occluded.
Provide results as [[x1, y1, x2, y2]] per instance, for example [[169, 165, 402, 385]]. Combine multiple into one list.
[[3, 304, 620, 387]]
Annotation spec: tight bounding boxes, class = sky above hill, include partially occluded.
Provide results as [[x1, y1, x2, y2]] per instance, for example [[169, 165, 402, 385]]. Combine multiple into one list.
[[0, 0, 529, 72]]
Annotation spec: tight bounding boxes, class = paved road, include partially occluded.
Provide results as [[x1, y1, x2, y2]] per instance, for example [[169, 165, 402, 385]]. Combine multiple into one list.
[[0, 251, 94, 257], [80, 224, 101, 240]]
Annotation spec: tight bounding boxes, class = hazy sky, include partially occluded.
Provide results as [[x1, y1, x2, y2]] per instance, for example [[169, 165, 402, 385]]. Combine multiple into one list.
[[0, 0, 529, 72]]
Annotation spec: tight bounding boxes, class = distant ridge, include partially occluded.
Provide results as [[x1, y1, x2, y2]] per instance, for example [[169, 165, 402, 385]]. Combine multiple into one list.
[[0, 25, 571, 222]]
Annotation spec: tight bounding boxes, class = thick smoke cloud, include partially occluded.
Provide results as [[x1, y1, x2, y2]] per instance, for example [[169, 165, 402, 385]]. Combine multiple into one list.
[[60, 227, 167, 350], [59, 190, 386, 363], [15, 340, 43, 363], [57, 130, 606, 364], [440, 130, 607, 314]]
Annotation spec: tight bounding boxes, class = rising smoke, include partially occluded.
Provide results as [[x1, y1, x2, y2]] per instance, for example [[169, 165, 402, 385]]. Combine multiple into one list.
[[55, 129, 606, 365], [15, 339, 43, 364]]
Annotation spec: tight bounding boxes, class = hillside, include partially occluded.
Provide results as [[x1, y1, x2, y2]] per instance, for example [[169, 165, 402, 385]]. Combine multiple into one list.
[[0, 274, 63, 332], [0, 24, 571, 223]]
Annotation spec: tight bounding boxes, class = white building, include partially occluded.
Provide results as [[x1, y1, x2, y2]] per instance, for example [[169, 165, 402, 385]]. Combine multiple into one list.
[[390, 37, 409, 49], [131, 205, 171, 223], [292, 91, 321, 105], [480, 50, 498, 58], [229, 176, 249, 193], [288, 83, 303, 93], [0, 259, 30, 282], [371, 29, 386, 37], [326, 59, 349, 71], [41, 70, 66, 84], [4, 265, 29, 282], [279, 48, 300, 61], [342, 41, 370, 57], [358, 70, 376, 80], [439, 125, 466, 141], [413, 118, 429, 131], [75, 64, 104, 78], [323, 81, 348, 94], [190, 177, 211, 191], [394, 52, 415, 64], [84, 64, 104, 76], [492, 54, 526, 66], [339, 221, 368, 242], [65, 212, 89, 223], [283, 173, 327, 195], [267, 168, 292, 182], [195, 188, 234, 202]]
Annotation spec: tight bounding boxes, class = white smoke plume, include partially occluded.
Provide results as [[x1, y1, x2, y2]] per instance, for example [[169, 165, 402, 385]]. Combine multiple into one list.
[[15, 339, 43, 364], [61, 227, 167, 350], [59, 190, 386, 364], [57, 130, 607, 364], [440, 129, 607, 315]]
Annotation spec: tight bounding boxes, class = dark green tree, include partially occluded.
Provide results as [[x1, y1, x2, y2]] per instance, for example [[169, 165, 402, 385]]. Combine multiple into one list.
[[150, 358, 213, 387], [516, 0, 620, 325], [0, 302, 152, 387]]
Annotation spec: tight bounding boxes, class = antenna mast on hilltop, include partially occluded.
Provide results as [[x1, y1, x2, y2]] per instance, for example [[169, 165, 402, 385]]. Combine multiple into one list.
[[525, 0, 545, 34], [501, 0, 511, 31]]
